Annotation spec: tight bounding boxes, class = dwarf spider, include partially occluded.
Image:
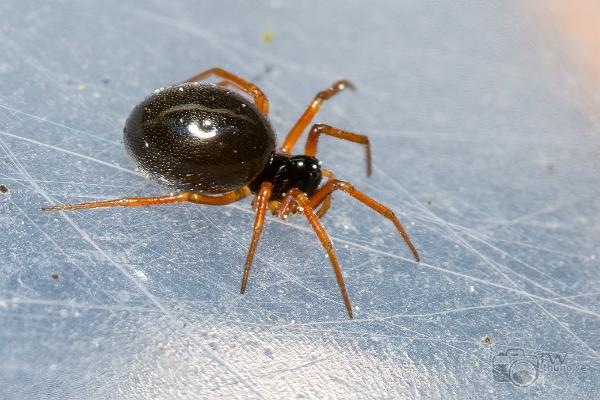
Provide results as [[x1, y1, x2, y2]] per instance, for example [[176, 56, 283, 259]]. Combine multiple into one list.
[[42, 67, 420, 318]]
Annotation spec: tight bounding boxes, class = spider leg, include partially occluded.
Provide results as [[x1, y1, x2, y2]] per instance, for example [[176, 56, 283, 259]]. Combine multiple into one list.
[[315, 169, 335, 219], [240, 182, 273, 294], [41, 187, 251, 211], [184, 67, 269, 115], [309, 180, 420, 262], [267, 200, 281, 216], [315, 192, 332, 219], [279, 188, 353, 318], [280, 80, 355, 154], [305, 124, 372, 176]]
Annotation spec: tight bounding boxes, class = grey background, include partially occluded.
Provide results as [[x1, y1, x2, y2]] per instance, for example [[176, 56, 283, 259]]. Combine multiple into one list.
[[1, 0, 599, 398]]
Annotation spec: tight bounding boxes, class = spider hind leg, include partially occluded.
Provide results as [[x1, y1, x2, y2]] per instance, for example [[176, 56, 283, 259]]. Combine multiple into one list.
[[41, 188, 251, 211], [309, 179, 420, 262]]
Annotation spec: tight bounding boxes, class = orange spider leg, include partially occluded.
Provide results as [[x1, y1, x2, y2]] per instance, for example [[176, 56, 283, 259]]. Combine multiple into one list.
[[279, 188, 353, 318], [280, 80, 355, 154], [315, 192, 332, 219], [41, 187, 251, 211], [266, 200, 280, 215], [309, 180, 420, 262], [240, 182, 273, 294], [305, 124, 372, 176], [315, 169, 335, 219], [184, 67, 269, 115]]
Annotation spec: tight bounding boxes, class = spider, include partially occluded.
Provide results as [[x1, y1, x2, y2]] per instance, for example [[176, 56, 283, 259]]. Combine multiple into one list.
[[42, 67, 420, 318]]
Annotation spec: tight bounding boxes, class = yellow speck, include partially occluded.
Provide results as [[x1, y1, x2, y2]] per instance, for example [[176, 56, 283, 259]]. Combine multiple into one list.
[[261, 31, 274, 44], [77, 84, 86, 91], [482, 336, 493, 345]]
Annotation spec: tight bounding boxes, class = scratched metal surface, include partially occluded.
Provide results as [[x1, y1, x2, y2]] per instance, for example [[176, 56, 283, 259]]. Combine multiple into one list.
[[1, 1, 599, 399]]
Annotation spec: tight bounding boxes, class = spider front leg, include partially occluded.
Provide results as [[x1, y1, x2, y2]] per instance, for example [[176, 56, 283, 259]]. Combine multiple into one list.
[[305, 124, 372, 176], [279, 188, 354, 318], [184, 67, 269, 115], [314, 169, 335, 219], [309, 180, 420, 262], [281, 79, 355, 154], [240, 182, 272, 294], [41, 187, 251, 211]]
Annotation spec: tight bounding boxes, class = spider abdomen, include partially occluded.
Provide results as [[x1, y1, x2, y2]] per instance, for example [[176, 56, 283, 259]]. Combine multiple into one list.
[[124, 83, 276, 193]]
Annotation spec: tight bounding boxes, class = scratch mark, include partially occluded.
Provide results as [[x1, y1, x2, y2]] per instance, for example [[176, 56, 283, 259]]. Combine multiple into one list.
[[0, 136, 267, 398]]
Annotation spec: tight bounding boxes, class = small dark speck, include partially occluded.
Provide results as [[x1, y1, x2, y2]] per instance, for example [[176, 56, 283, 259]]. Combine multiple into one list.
[[50, 273, 59, 280], [253, 65, 274, 83], [265, 65, 274, 74], [482, 336, 493, 345], [0, 184, 9, 194], [426, 200, 432, 206], [546, 163, 556, 174], [101, 78, 110, 85]]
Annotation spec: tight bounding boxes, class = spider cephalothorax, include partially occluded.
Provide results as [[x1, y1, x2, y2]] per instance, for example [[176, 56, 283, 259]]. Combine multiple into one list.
[[249, 153, 322, 199]]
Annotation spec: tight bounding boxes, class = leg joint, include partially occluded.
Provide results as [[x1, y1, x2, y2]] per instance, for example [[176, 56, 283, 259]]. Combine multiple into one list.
[[332, 180, 354, 192], [311, 123, 327, 132], [248, 83, 262, 96], [316, 90, 331, 100]]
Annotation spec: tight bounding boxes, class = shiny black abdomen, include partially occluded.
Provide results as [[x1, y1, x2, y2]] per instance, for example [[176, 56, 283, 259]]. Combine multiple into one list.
[[249, 153, 322, 199], [124, 83, 276, 193]]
